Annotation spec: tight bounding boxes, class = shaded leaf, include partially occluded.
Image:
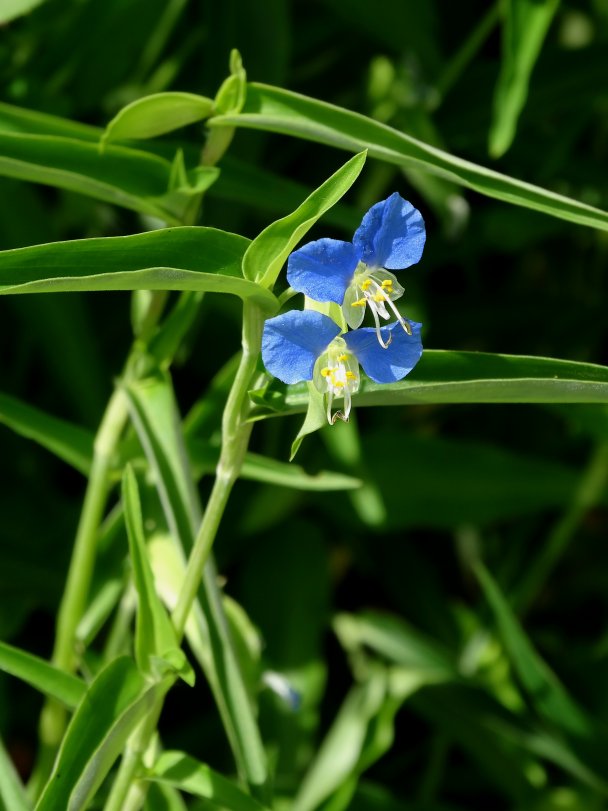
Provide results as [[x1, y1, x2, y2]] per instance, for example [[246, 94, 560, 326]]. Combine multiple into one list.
[[0, 392, 93, 475], [0, 735, 31, 811], [0, 640, 85, 709], [489, 0, 560, 157], [474, 562, 592, 737]]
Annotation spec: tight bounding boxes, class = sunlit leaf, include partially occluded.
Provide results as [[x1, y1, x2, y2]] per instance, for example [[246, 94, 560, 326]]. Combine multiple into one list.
[[210, 83, 608, 232], [0, 228, 278, 311], [103, 92, 214, 144]]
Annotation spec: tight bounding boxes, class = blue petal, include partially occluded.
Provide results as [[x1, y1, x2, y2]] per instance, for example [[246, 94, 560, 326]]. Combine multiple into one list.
[[262, 310, 341, 384], [287, 238, 360, 304], [344, 320, 423, 384], [353, 193, 426, 270]]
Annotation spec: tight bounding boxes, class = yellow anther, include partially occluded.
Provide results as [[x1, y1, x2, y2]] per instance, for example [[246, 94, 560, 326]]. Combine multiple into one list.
[[351, 298, 367, 307], [346, 371, 357, 380], [381, 279, 393, 290], [360, 278, 373, 291], [321, 367, 331, 377], [373, 292, 386, 302], [338, 354, 349, 362], [333, 380, 345, 388]]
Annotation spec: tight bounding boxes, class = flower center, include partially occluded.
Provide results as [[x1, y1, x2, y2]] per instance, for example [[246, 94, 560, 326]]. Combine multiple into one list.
[[313, 336, 360, 424], [342, 262, 411, 347]]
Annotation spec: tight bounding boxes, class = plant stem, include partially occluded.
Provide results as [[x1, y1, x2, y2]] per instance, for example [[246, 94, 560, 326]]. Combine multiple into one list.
[[104, 699, 166, 811], [33, 389, 129, 790], [172, 300, 262, 638], [103, 301, 264, 811]]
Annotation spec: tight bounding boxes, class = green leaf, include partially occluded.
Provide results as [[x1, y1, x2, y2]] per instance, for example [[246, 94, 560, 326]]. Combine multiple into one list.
[[252, 351, 608, 417], [334, 612, 456, 683], [187, 438, 361, 490], [242, 151, 366, 286], [0, 132, 213, 224], [290, 382, 327, 461], [35, 657, 170, 811], [214, 49, 248, 116], [0, 392, 93, 475], [0, 0, 46, 24], [293, 666, 415, 811], [473, 562, 593, 738], [103, 92, 214, 145], [147, 751, 270, 811], [0, 100, 100, 141], [0, 640, 85, 709], [125, 373, 201, 548], [215, 156, 360, 232], [485, 717, 608, 795], [0, 735, 31, 811], [489, 0, 560, 158], [125, 372, 269, 798], [122, 466, 193, 685], [0, 227, 278, 311], [210, 83, 608, 232]]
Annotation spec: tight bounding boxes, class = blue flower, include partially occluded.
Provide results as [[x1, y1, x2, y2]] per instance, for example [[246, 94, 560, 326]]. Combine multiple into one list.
[[262, 310, 423, 423], [287, 193, 425, 346]]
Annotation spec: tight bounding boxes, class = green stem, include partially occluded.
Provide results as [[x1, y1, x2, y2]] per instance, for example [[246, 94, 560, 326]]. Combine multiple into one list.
[[104, 699, 166, 811], [172, 300, 262, 638], [103, 301, 264, 811], [34, 390, 129, 788]]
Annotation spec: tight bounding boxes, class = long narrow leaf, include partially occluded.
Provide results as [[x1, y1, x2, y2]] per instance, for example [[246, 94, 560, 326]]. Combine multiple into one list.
[[242, 151, 366, 286], [0, 641, 85, 709], [210, 83, 608, 232], [0, 133, 212, 224], [122, 466, 189, 682], [474, 562, 592, 737], [0, 392, 93, 475], [0, 735, 31, 811], [147, 751, 270, 811], [0, 228, 277, 311], [125, 372, 270, 799], [187, 440, 361, 490], [489, 0, 560, 157], [35, 657, 169, 811], [251, 351, 608, 417]]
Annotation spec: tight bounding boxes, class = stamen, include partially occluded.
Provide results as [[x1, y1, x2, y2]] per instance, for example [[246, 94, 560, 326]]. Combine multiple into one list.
[[318, 339, 360, 425], [381, 279, 393, 290], [351, 298, 367, 307], [360, 278, 373, 291], [384, 296, 413, 336], [368, 300, 392, 349]]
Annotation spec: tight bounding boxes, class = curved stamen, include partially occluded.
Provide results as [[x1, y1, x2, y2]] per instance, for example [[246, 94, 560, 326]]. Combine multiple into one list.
[[368, 277, 412, 336], [368, 298, 392, 348]]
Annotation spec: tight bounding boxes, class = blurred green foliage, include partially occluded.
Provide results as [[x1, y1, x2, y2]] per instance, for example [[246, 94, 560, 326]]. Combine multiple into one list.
[[1, 1, 608, 809]]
